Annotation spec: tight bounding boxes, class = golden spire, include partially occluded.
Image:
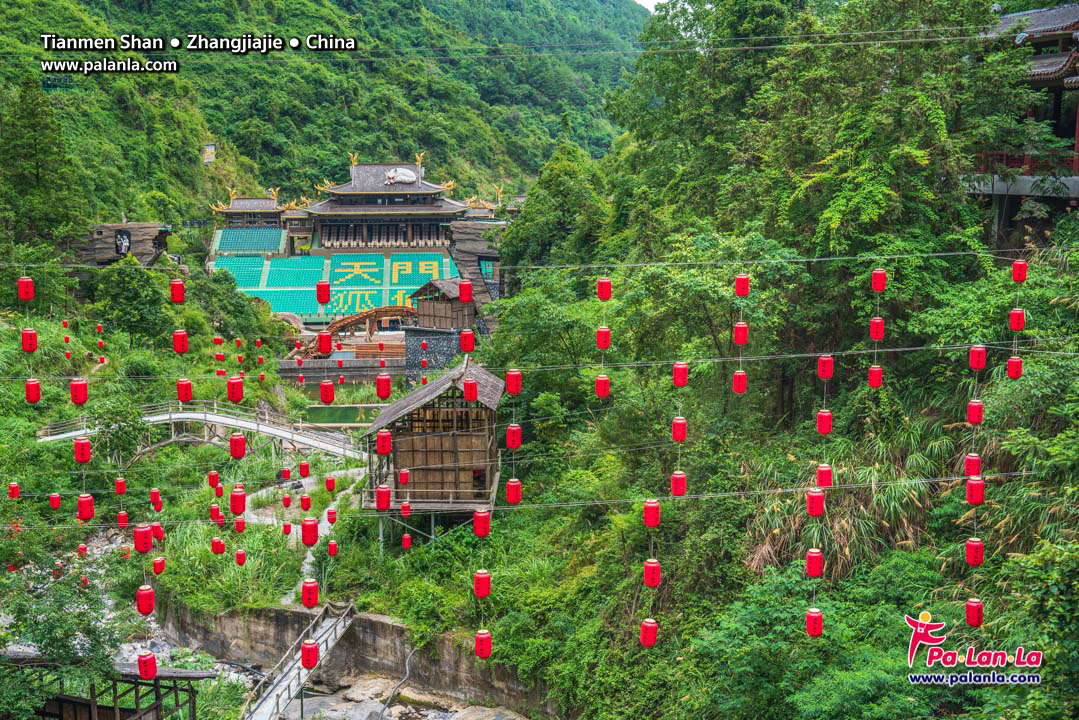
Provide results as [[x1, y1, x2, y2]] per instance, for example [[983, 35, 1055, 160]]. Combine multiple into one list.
[[348, 152, 359, 166], [443, 179, 455, 196], [495, 184, 504, 205], [415, 150, 425, 169], [227, 187, 237, 201], [269, 187, 280, 202]]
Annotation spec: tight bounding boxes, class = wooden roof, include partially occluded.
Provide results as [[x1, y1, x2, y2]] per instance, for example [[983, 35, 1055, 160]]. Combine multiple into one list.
[[364, 359, 503, 435], [2, 649, 217, 680], [411, 277, 465, 300], [329, 163, 447, 195], [222, 197, 281, 213], [304, 196, 467, 216], [997, 4, 1079, 39], [449, 221, 503, 333]]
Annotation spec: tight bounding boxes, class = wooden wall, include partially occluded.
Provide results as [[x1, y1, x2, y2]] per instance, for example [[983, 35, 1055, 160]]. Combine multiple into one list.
[[416, 297, 474, 330]]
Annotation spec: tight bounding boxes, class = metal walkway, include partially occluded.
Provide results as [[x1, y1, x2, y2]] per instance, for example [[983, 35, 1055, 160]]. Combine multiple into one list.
[[240, 603, 356, 720], [36, 401, 363, 459]]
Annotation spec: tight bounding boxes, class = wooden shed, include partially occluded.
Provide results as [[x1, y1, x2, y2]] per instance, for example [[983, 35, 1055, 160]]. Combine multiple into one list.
[[410, 278, 476, 330], [76, 222, 173, 268], [362, 359, 503, 511]]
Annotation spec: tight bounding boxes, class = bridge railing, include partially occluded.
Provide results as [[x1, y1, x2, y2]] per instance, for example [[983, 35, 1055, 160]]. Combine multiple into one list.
[[237, 601, 355, 720], [36, 400, 355, 447]]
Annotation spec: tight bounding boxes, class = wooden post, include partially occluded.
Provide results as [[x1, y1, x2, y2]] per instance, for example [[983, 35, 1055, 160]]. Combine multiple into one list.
[[89, 681, 99, 720], [1072, 94, 1079, 175]]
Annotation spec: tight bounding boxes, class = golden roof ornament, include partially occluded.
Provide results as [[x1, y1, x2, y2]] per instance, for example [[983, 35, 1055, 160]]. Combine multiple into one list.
[[443, 179, 455, 196], [269, 187, 280, 202], [348, 152, 359, 166], [415, 151, 425, 169]]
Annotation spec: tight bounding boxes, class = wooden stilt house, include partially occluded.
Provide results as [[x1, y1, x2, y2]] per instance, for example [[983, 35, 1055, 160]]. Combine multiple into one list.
[[362, 359, 503, 511]]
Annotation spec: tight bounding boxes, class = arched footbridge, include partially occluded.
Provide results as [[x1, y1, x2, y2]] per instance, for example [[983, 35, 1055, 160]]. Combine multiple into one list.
[[36, 401, 364, 460]]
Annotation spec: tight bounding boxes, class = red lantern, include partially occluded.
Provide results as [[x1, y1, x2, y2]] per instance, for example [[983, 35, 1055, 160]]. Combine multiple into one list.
[[169, 278, 185, 304], [397, 469, 410, 487], [283, 522, 291, 536], [230, 433, 246, 459], [213, 336, 223, 346], [870, 316, 884, 342], [282, 494, 291, 508], [421, 340, 427, 350], [816, 410, 832, 435], [595, 374, 610, 398], [153, 556, 165, 575], [966, 477, 984, 506], [328, 541, 338, 556], [138, 651, 157, 680], [259, 373, 265, 382], [967, 400, 984, 425], [640, 619, 658, 648], [301, 578, 318, 608], [473, 509, 491, 538], [376, 430, 392, 455], [74, 437, 92, 464], [733, 322, 748, 346], [643, 559, 661, 588], [1012, 260, 1027, 283], [207, 471, 219, 488], [475, 629, 492, 658], [868, 365, 883, 389], [98, 355, 105, 365], [134, 524, 152, 553], [227, 376, 243, 403], [230, 486, 246, 515], [672, 417, 687, 443], [506, 424, 522, 450], [211, 537, 225, 555], [258, 356, 264, 365], [670, 470, 686, 497], [421, 376, 427, 385], [25, 378, 40, 404], [7, 482, 18, 499], [320, 380, 335, 405], [596, 326, 610, 350], [318, 331, 331, 354], [21, 328, 37, 353], [316, 281, 331, 305], [871, 268, 887, 293], [327, 509, 336, 525], [460, 329, 475, 353], [112, 477, 125, 495], [473, 569, 491, 598], [597, 277, 611, 301], [459, 279, 473, 303], [77, 493, 94, 521], [300, 494, 311, 511], [732, 370, 747, 395], [301, 640, 319, 669], [96, 324, 103, 333], [969, 345, 986, 371], [806, 608, 823, 637], [237, 354, 244, 364], [215, 485, 223, 498], [401, 501, 411, 517], [964, 453, 981, 477], [152, 522, 163, 542], [299, 461, 310, 478], [235, 549, 246, 566], [643, 499, 660, 528], [463, 377, 478, 402], [215, 352, 225, 363], [734, 273, 749, 297], [235, 517, 245, 533], [336, 342, 342, 351], [376, 373, 391, 399], [117, 511, 128, 529], [966, 598, 984, 627], [965, 537, 984, 566], [1010, 308, 1025, 332], [256, 338, 262, 348], [506, 369, 522, 395], [136, 585, 155, 615], [17, 276, 34, 303], [49, 492, 60, 510], [210, 504, 220, 522], [97, 339, 105, 350], [816, 464, 832, 488], [505, 479, 521, 504], [339, 375, 345, 385], [296, 358, 303, 367], [379, 342, 385, 351], [176, 378, 193, 403], [325, 476, 335, 492], [806, 549, 823, 578], [376, 484, 390, 511], [672, 362, 688, 388], [1007, 355, 1023, 380], [817, 355, 833, 381], [806, 489, 824, 517]]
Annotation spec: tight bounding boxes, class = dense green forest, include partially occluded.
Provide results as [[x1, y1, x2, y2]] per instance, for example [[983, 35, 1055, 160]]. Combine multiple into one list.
[[0, 0, 646, 226], [2, 0, 1079, 719]]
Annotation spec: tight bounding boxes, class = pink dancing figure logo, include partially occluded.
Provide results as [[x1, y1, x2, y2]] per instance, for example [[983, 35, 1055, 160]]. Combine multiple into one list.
[[905, 611, 947, 667]]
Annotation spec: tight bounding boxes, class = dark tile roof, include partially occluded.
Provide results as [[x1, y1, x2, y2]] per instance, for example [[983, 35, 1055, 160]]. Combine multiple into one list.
[[364, 358, 503, 435], [411, 277, 463, 300], [304, 197, 467, 215], [226, 197, 280, 212], [281, 208, 310, 218], [329, 163, 446, 195], [998, 4, 1079, 36], [1029, 50, 1079, 78]]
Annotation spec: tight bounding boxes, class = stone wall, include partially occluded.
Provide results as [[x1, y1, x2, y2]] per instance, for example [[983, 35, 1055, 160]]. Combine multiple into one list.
[[159, 596, 558, 718]]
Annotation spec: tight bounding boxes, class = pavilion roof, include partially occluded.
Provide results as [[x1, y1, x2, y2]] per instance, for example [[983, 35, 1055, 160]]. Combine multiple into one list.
[[328, 163, 446, 195]]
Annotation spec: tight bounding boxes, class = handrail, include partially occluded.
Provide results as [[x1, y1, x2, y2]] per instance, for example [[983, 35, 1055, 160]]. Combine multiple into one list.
[[237, 601, 355, 719]]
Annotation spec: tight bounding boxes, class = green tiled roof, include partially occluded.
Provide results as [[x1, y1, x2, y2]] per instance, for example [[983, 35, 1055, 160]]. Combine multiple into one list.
[[215, 227, 286, 253], [265, 256, 325, 287], [213, 255, 264, 288], [329, 254, 384, 288], [247, 288, 319, 315]]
